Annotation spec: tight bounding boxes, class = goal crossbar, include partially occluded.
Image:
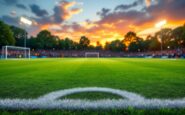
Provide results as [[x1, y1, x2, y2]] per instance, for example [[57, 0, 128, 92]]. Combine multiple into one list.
[[3, 46, 30, 50]]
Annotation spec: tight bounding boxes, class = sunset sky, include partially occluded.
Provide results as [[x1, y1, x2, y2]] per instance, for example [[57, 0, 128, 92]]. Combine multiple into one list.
[[0, 0, 185, 45]]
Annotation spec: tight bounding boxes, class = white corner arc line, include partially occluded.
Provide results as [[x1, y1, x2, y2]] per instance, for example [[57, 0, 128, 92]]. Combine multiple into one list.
[[0, 87, 185, 109]]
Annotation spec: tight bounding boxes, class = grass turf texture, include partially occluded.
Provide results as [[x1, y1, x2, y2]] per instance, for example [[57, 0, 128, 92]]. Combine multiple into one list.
[[1, 109, 185, 115], [0, 58, 185, 114], [61, 92, 123, 100]]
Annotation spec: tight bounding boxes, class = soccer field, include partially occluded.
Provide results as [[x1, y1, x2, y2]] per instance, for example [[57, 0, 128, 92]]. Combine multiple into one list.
[[0, 58, 185, 114]]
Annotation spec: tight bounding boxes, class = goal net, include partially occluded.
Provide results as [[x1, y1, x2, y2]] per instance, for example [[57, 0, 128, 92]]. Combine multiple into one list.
[[85, 52, 100, 58], [1, 46, 30, 59]]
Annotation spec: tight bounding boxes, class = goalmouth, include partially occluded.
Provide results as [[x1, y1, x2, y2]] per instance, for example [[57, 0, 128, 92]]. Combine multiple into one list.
[[1, 46, 30, 59], [85, 52, 100, 58]]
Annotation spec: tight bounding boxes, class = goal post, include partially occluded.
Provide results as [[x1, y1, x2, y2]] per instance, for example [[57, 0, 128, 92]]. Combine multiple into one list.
[[1, 46, 30, 59], [85, 52, 100, 58]]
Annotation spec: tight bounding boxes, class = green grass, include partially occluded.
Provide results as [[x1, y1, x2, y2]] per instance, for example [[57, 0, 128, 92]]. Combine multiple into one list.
[[61, 92, 123, 100], [1, 109, 185, 115], [0, 58, 185, 114]]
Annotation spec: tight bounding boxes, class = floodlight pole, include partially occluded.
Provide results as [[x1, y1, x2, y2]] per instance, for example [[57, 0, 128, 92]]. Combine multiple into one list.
[[20, 17, 33, 58]]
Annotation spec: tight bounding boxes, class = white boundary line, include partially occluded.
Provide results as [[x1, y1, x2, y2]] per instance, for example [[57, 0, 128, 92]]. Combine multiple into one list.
[[0, 87, 185, 109]]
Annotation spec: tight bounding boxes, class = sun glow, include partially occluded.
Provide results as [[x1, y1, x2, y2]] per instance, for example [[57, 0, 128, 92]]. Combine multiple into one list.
[[155, 20, 167, 28]]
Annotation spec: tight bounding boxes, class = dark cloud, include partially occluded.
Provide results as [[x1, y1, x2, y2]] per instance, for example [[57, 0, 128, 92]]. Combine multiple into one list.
[[115, 0, 143, 11], [16, 4, 27, 10], [34, 0, 82, 25], [97, 0, 185, 27], [72, 0, 185, 40], [52, 1, 82, 23], [33, 4, 64, 25], [146, 0, 185, 21], [97, 10, 149, 27], [53, 5, 65, 23], [30, 4, 48, 17], [97, 8, 111, 18]]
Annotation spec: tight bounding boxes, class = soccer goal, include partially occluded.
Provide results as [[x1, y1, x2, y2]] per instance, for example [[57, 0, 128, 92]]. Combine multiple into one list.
[[85, 52, 100, 58], [1, 46, 30, 59]]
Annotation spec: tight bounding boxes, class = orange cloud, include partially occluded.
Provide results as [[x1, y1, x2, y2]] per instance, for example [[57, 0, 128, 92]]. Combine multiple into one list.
[[59, 1, 83, 20], [62, 1, 76, 10], [39, 18, 184, 46], [145, 0, 151, 7], [35, 0, 185, 46], [71, 8, 83, 14]]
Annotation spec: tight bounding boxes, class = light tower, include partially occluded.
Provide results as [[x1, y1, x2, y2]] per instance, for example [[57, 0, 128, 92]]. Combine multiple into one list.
[[19, 17, 32, 58]]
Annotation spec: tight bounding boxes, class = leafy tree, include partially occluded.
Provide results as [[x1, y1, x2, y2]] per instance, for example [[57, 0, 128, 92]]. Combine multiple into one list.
[[58, 39, 65, 50], [128, 37, 145, 52], [128, 42, 139, 52], [123, 31, 137, 47], [10, 26, 27, 47], [0, 21, 15, 47], [36, 30, 58, 49], [27, 36, 37, 49], [79, 36, 90, 50], [105, 42, 110, 50], [58, 38, 78, 50], [155, 28, 172, 50], [88, 45, 95, 50], [143, 35, 153, 51], [148, 36, 161, 51], [109, 40, 126, 52], [73, 42, 79, 50], [172, 25, 185, 48], [63, 38, 74, 50], [95, 41, 103, 50]]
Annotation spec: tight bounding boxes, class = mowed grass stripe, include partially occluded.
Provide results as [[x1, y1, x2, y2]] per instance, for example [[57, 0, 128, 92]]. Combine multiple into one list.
[[63, 58, 115, 87], [104, 58, 185, 98], [0, 58, 184, 99], [0, 59, 84, 98]]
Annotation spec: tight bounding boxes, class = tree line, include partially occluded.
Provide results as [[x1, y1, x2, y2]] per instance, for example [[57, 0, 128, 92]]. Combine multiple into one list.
[[0, 20, 185, 52]]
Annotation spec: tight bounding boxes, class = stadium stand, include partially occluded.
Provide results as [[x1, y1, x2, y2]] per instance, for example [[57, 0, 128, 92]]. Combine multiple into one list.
[[1, 49, 184, 59]]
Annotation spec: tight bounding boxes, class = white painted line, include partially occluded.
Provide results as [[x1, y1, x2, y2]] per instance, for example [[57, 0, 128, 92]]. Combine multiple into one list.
[[0, 87, 185, 109]]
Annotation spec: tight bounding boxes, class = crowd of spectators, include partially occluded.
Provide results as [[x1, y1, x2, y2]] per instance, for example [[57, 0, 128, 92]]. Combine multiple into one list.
[[28, 48, 185, 58], [1, 49, 185, 58]]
